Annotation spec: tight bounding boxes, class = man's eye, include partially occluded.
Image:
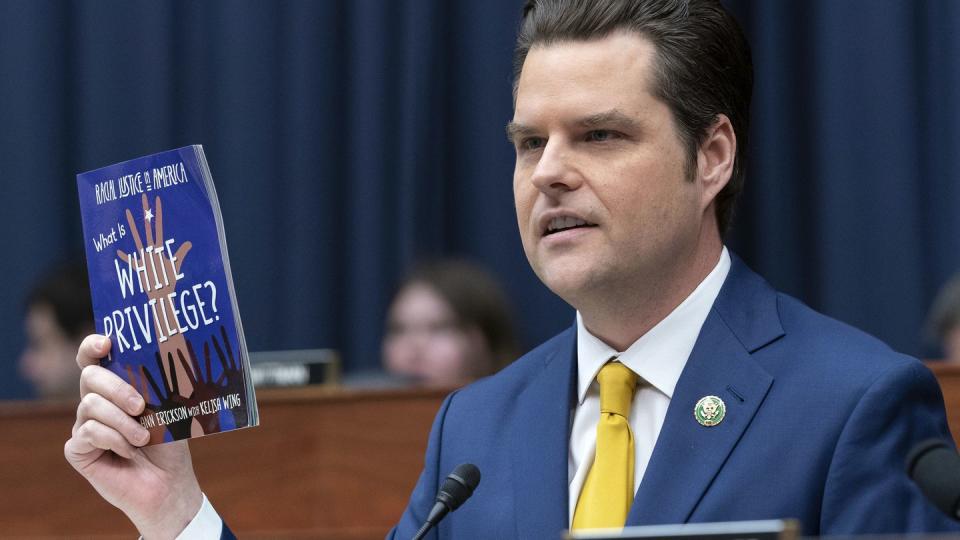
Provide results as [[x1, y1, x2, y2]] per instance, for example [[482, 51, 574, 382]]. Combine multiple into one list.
[[586, 130, 619, 142], [520, 137, 545, 151]]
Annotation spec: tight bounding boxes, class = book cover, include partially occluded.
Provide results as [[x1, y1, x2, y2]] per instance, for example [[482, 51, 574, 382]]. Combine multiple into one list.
[[77, 145, 258, 444]]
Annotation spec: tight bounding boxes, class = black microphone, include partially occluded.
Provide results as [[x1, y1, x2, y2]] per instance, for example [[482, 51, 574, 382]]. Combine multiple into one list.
[[906, 439, 960, 520], [411, 463, 481, 540]]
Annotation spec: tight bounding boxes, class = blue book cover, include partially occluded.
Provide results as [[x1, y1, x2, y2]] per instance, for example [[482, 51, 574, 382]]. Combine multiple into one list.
[[77, 145, 258, 444]]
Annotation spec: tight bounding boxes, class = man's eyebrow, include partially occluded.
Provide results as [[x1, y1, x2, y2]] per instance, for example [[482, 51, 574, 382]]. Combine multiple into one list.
[[578, 109, 641, 130], [505, 121, 537, 144], [505, 110, 641, 143]]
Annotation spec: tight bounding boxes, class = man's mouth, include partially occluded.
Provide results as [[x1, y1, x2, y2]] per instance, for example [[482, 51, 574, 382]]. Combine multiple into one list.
[[544, 216, 597, 236]]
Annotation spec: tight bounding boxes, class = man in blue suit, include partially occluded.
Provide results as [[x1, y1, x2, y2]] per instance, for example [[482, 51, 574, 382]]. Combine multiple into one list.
[[66, 0, 958, 538]]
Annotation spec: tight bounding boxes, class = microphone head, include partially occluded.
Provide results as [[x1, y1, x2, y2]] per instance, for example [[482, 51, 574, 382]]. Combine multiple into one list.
[[437, 463, 481, 512], [906, 439, 960, 519]]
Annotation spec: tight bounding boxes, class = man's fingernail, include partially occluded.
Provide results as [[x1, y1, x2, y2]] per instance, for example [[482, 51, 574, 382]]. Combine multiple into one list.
[[138, 428, 150, 444], [99, 337, 110, 351], [128, 395, 143, 413]]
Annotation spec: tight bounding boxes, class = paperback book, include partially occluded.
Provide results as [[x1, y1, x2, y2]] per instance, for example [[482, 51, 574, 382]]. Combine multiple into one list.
[[77, 145, 258, 444]]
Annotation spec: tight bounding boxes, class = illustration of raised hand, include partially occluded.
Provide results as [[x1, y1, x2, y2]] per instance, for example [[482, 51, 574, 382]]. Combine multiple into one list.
[[210, 325, 249, 428], [139, 352, 194, 441], [177, 339, 222, 435], [124, 364, 169, 445], [116, 194, 194, 397]]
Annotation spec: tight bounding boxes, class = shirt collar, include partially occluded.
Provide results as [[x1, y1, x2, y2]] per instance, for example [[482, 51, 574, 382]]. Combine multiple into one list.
[[575, 247, 732, 404]]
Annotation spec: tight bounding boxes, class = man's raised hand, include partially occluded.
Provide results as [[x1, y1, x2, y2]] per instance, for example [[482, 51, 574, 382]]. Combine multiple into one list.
[[64, 334, 203, 539]]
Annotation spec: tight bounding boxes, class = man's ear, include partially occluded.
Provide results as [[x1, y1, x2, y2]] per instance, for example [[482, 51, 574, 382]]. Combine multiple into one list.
[[696, 114, 735, 212]]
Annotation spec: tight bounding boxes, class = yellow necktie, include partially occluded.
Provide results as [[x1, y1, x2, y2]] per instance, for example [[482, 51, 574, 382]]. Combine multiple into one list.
[[572, 361, 639, 530]]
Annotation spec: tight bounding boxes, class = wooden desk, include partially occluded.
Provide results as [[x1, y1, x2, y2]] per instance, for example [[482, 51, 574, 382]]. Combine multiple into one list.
[[4, 365, 960, 538], [0, 387, 446, 539]]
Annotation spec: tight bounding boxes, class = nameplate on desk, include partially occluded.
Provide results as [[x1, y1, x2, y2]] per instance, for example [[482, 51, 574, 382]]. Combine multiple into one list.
[[250, 349, 340, 387]]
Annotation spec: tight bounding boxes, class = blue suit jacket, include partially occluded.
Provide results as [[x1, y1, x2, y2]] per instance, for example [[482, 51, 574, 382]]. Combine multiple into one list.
[[388, 255, 959, 538]]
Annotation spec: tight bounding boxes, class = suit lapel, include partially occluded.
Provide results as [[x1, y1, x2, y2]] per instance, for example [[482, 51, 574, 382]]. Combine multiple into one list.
[[627, 255, 783, 525], [512, 327, 578, 539]]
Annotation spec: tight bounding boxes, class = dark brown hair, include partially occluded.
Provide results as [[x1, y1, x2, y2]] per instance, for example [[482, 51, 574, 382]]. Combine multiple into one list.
[[513, 0, 753, 235], [25, 260, 93, 339]]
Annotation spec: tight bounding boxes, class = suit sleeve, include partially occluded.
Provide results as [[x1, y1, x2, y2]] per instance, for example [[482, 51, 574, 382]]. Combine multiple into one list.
[[820, 359, 960, 533], [386, 391, 458, 540], [219, 523, 235, 540]]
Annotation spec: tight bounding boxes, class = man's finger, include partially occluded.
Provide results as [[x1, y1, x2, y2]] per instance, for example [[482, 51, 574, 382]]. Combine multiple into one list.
[[77, 334, 111, 368], [75, 392, 151, 447], [64, 433, 102, 467], [79, 364, 146, 416], [70, 419, 138, 461]]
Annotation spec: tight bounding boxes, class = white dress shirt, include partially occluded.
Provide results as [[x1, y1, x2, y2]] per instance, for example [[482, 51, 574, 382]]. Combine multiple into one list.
[[567, 247, 731, 526], [178, 248, 731, 538], [154, 494, 221, 540]]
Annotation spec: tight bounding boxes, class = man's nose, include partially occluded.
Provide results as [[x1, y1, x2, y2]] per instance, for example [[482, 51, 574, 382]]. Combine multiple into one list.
[[530, 140, 582, 196]]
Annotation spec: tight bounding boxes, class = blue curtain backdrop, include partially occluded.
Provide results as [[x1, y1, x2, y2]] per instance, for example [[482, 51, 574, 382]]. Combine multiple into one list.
[[0, 1, 957, 399]]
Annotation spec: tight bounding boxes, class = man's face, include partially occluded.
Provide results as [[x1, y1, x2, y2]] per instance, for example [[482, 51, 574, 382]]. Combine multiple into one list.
[[510, 32, 707, 308], [19, 304, 81, 399]]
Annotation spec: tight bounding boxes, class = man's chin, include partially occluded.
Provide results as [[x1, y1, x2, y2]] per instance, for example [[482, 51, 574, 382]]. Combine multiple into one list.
[[537, 266, 599, 305]]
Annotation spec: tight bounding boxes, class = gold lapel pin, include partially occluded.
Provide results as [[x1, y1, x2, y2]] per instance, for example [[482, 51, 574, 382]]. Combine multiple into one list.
[[694, 395, 726, 427]]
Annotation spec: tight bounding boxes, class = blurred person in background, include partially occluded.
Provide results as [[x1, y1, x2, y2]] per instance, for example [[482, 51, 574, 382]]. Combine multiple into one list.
[[381, 259, 520, 388], [927, 274, 960, 364], [19, 260, 94, 400]]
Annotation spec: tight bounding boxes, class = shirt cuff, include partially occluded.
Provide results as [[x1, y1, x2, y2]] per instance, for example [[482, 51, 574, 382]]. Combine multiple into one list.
[[174, 493, 223, 540]]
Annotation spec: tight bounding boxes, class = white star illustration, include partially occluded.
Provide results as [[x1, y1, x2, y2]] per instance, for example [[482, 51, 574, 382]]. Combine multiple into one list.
[[144, 208, 154, 222]]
